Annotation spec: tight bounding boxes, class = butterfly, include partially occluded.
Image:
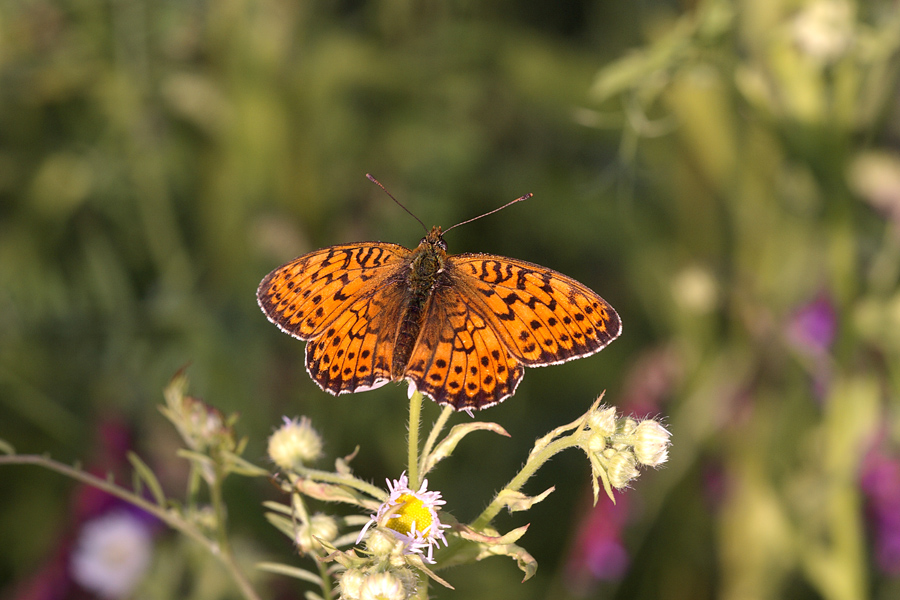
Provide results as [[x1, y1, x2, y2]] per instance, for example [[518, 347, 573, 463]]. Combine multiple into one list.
[[257, 184, 621, 411]]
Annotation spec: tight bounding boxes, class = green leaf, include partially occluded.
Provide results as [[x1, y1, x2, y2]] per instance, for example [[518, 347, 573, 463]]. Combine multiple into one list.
[[421, 421, 509, 476], [589, 18, 695, 103], [405, 554, 455, 589], [223, 453, 269, 477], [295, 478, 380, 509], [127, 452, 166, 506], [472, 539, 538, 582], [0, 438, 15, 455], [255, 562, 322, 585], [176, 449, 216, 469], [458, 523, 530, 546], [495, 487, 555, 513], [262, 500, 293, 516], [265, 512, 297, 539]]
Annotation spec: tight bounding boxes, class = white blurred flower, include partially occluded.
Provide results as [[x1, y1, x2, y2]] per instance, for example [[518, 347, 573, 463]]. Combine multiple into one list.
[[849, 151, 900, 225], [70, 511, 153, 599], [671, 266, 718, 314], [791, 0, 854, 64]]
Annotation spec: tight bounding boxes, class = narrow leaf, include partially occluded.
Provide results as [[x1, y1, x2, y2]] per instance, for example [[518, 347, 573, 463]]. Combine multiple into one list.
[[295, 478, 379, 509], [457, 523, 530, 546], [256, 562, 322, 585], [496, 487, 555, 513], [265, 512, 297, 539], [421, 422, 509, 475], [474, 542, 538, 582], [176, 449, 216, 468], [223, 453, 269, 477], [405, 554, 455, 589], [262, 500, 293, 516], [127, 452, 166, 506]]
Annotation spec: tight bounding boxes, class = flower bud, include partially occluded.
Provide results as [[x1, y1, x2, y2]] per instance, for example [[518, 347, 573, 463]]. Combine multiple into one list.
[[619, 417, 638, 436], [587, 432, 607, 455], [632, 420, 671, 467], [309, 513, 338, 542], [364, 528, 402, 557], [359, 570, 410, 600], [295, 513, 338, 553], [587, 405, 618, 437], [268, 416, 322, 470], [607, 450, 639, 489], [339, 569, 366, 600]]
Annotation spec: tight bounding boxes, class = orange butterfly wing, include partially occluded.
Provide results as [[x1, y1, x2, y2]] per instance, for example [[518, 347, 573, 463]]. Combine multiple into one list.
[[402, 254, 621, 410], [257, 243, 410, 394]]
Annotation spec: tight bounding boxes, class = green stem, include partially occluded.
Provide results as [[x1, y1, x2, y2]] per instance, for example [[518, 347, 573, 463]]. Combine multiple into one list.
[[210, 463, 231, 554], [471, 433, 579, 530], [419, 405, 454, 478], [316, 555, 334, 600], [408, 391, 424, 489], [0, 454, 262, 600]]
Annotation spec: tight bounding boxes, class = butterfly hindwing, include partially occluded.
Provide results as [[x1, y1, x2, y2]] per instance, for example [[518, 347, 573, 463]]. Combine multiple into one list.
[[305, 283, 408, 395], [258, 241, 412, 396], [403, 282, 525, 410]]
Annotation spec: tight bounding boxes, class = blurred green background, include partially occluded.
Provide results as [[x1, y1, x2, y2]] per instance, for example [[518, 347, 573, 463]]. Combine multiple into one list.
[[3, 0, 900, 598]]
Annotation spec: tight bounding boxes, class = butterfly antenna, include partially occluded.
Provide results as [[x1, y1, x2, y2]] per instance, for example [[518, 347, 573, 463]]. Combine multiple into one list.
[[366, 174, 428, 234], [444, 192, 533, 233]]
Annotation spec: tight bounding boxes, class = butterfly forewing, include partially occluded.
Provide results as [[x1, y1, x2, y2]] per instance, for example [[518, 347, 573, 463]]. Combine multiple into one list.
[[449, 254, 621, 366], [257, 243, 409, 339]]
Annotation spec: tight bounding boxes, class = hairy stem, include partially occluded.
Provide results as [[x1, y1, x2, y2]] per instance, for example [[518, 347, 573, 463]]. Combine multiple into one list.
[[471, 433, 578, 530], [408, 391, 424, 488]]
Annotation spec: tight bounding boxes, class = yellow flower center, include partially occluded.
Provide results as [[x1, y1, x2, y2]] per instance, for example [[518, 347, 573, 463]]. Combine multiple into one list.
[[384, 493, 434, 536]]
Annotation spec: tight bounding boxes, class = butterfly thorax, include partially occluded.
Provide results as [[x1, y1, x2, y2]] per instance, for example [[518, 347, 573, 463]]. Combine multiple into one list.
[[391, 226, 448, 376]]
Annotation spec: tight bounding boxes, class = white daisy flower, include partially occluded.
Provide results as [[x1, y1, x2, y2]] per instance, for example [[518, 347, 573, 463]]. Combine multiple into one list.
[[357, 473, 450, 563]]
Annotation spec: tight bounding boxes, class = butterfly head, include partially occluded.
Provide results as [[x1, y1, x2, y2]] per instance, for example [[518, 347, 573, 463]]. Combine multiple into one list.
[[421, 226, 448, 252]]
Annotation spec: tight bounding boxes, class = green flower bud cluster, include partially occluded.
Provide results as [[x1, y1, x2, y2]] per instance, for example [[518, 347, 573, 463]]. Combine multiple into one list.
[[581, 402, 671, 501]]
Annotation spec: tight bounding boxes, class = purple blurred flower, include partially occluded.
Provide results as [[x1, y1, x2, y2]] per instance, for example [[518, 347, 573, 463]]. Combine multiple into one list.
[[787, 294, 837, 356], [619, 346, 681, 419], [860, 443, 900, 575], [564, 493, 630, 596], [6, 418, 160, 600], [786, 294, 838, 399]]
